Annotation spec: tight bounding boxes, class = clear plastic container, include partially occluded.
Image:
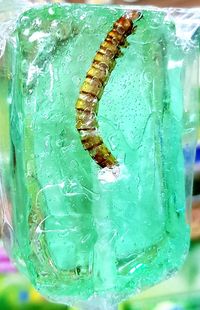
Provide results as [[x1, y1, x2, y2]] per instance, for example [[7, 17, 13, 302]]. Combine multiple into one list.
[[0, 3, 199, 310]]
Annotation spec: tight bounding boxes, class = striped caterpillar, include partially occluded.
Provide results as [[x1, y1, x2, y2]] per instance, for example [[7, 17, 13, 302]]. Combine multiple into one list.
[[76, 10, 142, 170]]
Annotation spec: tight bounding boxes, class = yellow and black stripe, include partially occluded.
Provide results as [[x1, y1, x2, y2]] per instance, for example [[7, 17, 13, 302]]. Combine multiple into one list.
[[76, 10, 142, 169]]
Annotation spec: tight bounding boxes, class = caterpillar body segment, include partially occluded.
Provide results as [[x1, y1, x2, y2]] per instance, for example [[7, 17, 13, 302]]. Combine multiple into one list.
[[76, 10, 142, 169]]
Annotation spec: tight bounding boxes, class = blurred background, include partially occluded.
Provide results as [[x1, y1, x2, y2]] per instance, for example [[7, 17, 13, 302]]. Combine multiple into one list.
[[29, 0, 200, 7], [0, 0, 200, 310]]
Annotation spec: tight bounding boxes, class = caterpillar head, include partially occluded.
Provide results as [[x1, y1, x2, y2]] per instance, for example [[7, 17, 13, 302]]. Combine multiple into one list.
[[115, 10, 142, 36], [125, 10, 143, 22]]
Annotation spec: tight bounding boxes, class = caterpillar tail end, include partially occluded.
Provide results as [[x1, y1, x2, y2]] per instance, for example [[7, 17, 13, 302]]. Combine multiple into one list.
[[98, 164, 120, 184]]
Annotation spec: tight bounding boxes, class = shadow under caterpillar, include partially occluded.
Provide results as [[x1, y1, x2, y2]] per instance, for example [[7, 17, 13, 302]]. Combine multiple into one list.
[[76, 10, 142, 170]]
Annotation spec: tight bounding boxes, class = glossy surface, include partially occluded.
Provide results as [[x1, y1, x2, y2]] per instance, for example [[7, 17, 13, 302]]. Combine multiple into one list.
[[0, 4, 199, 308]]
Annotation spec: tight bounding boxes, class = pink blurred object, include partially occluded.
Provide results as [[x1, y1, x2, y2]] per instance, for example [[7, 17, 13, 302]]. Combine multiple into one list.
[[0, 246, 16, 273]]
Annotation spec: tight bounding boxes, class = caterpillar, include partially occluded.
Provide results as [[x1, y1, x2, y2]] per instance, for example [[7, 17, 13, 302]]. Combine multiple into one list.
[[76, 10, 142, 169]]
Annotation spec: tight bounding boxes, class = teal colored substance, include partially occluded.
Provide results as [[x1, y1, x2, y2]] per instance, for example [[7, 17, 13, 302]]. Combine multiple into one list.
[[0, 4, 198, 307]]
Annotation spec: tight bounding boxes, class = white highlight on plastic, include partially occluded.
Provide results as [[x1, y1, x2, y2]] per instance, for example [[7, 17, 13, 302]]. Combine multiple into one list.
[[167, 59, 183, 70], [165, 8, 200, 42], [29, 31, 49, 43]]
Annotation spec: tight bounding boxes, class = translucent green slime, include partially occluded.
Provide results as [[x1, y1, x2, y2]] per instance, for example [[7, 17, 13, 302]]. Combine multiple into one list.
[[1, 4, 192, 306]]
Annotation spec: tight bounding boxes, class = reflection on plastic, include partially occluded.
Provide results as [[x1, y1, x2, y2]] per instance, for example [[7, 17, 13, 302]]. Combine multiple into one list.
[[0, 3, 199, 310]]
